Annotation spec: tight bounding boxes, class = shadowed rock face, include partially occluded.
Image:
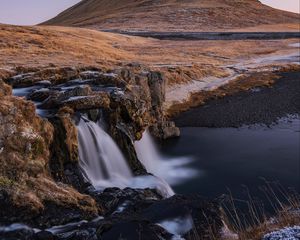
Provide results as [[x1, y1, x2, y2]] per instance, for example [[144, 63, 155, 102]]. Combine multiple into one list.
[[3, 66, 179, 186], [0, 189, 223, 240], [0, 81, 99, 228], [43, 0, 299, 32]]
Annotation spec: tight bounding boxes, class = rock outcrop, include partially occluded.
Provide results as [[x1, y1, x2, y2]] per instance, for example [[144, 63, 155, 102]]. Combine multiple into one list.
[[0, 67, 222, 239], [0, 80, 99, 228], [0, 189, 223, 240]]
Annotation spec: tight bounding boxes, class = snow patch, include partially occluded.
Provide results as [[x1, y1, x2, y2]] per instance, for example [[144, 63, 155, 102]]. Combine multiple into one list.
[[263, 226, 300, 240]]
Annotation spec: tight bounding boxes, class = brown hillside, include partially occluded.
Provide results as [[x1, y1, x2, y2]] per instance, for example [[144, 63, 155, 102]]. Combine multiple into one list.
[[43, 0, 300, 32]]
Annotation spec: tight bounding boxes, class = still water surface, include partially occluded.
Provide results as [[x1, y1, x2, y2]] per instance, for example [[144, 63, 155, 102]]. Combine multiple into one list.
[[161, 118, 300, 199]]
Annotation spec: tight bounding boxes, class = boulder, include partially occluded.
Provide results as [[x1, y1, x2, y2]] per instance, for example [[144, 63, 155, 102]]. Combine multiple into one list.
[[88, 187, 162, 215]]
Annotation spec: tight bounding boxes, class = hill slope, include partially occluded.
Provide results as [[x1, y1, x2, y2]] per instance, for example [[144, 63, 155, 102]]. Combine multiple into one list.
[[43, 0, 300, 32]]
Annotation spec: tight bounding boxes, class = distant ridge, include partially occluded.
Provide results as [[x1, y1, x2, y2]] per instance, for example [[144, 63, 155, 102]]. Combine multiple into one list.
[[43, 0, 300, 32]]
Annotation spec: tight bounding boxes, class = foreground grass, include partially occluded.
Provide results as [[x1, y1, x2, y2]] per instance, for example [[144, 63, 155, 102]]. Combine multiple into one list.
[[221, 181, 300, 240]]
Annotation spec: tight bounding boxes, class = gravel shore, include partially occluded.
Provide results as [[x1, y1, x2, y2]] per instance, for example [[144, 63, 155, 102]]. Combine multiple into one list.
[[174, 71, 300, 128]]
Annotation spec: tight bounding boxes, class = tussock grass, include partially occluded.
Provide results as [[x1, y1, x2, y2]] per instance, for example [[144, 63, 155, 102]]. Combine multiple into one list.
[[221, 180, 300, 240]]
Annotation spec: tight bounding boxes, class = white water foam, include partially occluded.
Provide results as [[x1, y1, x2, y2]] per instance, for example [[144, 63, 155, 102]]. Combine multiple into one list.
[[134, 130, 198, 186], [157, 215, 194, 239], [77, 117, 174, 197], [78, 117, 133, 188]]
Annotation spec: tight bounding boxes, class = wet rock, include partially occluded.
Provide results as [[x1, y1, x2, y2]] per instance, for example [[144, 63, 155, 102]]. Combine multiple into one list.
[[89, 187, 162, 215], [0, 223, 35, 240], [28, 88, 51, 102], [109, 127, 147, 175], [91, 190, 222, 239], [49, 107, 88, 191], [40, 85, 92, 109], [99, 220, 172, 240], [34, 231, 56, 240], [141, 195, 222, 239], [39, 85, 110, 111], [62, 94, 110, 111], [7, 72, 36, 87]]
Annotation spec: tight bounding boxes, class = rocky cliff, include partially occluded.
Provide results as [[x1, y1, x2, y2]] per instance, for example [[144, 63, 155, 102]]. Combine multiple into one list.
[[1, 66, 219, 240]]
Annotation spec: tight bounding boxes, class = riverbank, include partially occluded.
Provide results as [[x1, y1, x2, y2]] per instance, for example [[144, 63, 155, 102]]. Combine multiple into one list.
[[174, 71, 300, 128], [102, 31, 300, 40]]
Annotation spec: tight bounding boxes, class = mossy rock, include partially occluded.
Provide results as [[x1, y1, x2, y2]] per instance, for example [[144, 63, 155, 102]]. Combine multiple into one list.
[[0, 176, 15, 188]]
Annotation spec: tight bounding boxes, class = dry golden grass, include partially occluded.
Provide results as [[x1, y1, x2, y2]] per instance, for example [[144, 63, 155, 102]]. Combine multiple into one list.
[[1, 24, 298, 87], [0, 24, 143, 69], [221, 181, 300, 240], [43, 0, 299, 32]]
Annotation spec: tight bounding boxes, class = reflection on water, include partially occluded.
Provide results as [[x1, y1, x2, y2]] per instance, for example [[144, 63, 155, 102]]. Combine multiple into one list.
[[161, 117, 300, 199]]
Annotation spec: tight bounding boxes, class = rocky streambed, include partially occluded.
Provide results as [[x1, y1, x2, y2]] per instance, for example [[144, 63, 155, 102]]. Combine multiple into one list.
[[0, 66, 224, 240]]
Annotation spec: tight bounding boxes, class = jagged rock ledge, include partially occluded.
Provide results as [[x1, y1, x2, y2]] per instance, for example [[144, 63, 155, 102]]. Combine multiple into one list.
[[0, 66, 224, 239]]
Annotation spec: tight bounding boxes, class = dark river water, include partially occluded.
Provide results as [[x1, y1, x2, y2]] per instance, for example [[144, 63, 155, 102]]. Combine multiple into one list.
[[160, 117, 300, 202]]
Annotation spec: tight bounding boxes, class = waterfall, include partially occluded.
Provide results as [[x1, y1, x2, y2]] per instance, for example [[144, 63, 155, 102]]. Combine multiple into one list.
[[77, 117, 132, 189], [77, 117, 174, 197], [134, 130, 198, 186]]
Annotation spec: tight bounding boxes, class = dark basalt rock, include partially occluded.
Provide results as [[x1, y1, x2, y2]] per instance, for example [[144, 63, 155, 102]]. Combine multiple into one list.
[[108, 126, 147, 175], [28, 88, 52, 102], [0, 189, 223, 239], [100, 221, 172, 240], [34, 231, 56, 240], [0, 223, 35, 240], [142, 195, 223, 239], [90, 189, 222, 239], [0, 190, 34, 226], [88, 187, 162, 215]]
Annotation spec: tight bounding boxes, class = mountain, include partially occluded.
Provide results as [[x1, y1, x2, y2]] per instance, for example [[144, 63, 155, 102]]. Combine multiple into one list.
[[43, 0, 299, 32]]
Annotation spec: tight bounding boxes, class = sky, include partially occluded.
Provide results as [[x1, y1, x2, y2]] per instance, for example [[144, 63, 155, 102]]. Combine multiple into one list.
[[0, 0, 299, 26]]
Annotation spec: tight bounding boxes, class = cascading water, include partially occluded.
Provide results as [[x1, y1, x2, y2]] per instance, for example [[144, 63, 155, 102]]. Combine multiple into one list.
[[134, 130, 198, 186], [77, 117, 133, 189], [77, 117, 174, 197]]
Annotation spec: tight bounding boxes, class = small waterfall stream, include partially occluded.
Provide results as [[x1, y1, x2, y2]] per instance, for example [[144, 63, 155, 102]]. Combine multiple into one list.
[[77, 117, 133, 189], [77, 117, 174, 197], [134, 130, 198, 185]]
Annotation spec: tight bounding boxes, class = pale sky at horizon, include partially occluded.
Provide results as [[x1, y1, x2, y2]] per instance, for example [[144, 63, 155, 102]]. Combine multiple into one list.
[[0, 0, 299, 26]]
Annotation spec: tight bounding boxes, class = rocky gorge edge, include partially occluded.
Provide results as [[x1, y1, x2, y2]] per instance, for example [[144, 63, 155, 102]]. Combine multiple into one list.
[[0, 66, 223, 240]]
